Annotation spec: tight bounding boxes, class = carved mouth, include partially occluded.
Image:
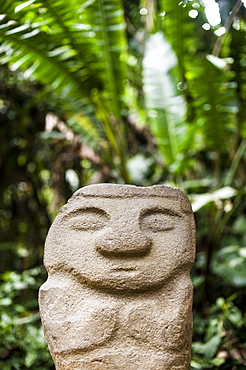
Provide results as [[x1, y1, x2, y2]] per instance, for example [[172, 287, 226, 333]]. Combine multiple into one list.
[[111, 266, 137, 272]]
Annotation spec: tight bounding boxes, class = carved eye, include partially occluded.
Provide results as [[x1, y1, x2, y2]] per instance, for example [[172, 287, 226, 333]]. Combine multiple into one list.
[[140, 211, 178, 232], [68, 208, 109, 231]]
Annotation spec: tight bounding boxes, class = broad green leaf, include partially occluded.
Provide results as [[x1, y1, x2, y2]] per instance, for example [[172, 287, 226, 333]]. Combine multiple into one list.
[[204, 335, 221, 359], [25, 350, 38, 367], [191, 186, 238, 212], [212, 245, 246, 287]]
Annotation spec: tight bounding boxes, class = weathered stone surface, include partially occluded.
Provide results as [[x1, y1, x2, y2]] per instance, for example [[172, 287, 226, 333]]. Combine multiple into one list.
[[39, 184, 196, 369]]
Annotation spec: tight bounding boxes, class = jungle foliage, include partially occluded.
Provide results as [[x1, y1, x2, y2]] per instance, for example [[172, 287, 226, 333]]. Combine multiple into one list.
[[0, 0, 246, 369]]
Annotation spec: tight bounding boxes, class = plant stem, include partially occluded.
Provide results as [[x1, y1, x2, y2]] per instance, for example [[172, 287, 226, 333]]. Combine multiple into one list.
[[212, 0, 243, 57], [225, 139, 246, 186]]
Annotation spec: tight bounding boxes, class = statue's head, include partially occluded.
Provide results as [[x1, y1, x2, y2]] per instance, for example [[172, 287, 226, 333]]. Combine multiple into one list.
[[44, 184, 196, 292]]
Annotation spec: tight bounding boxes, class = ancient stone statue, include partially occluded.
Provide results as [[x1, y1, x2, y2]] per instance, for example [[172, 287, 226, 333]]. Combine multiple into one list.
[[39, 184, 196, 370]]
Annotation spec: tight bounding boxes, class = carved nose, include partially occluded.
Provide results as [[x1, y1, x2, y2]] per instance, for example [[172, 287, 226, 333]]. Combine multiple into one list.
[[95, 228, 151, 257]]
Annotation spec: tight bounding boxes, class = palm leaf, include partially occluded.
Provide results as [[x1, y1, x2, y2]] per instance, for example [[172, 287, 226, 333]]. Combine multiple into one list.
[[80, 0, 129, 180], [0, 0, 130, 181], [81, 0, 127, 118], [158, 0, 238, 159], [143, 32, 187, 165], [187, 56, 237, 153], [0, 0, 127, 108], [159, 0, 200, 74], [0, 3, 95, 99]]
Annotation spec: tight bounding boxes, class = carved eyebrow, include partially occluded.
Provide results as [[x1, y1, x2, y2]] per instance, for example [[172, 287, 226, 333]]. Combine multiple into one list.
[[140, 206, 182, 218], [62, 207, 110, 231], [64, 206, 109, 219]]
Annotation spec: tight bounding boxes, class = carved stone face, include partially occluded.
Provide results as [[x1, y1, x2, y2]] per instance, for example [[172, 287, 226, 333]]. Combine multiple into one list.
[[44, 184, 195, 292]]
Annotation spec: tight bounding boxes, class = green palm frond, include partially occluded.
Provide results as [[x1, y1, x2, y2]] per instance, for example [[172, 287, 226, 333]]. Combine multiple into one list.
[[155, 0, 238, 162], [187, 56, 238, 153], [1, 0, 16, 14], [0, 3, 94, 99], [0, 0, 130, 181], [159, 0, 200, 70], [82, 0, 127, 118], [143, 32, 187, 166], [0, 0, 127, 110]]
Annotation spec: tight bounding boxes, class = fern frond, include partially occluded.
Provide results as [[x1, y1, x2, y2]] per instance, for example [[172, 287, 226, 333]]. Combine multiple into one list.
[[143, 32, 187, 165]]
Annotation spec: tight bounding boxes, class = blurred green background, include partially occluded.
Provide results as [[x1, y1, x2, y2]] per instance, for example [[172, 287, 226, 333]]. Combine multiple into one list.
[[0, 0, 246, 368]]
